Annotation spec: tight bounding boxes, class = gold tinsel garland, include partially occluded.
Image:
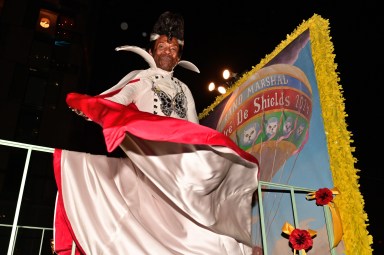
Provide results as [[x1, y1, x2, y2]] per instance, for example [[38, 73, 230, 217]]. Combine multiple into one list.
[[199, 14, 373, 254]]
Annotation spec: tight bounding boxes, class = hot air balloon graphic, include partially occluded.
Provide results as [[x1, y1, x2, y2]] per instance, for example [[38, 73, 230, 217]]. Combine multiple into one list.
[[216, 64, 312, 182]]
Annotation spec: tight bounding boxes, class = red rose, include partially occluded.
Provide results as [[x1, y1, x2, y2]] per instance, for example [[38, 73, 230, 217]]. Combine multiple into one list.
[[289, 228, 313, 250], [315, 187, 333, 205]]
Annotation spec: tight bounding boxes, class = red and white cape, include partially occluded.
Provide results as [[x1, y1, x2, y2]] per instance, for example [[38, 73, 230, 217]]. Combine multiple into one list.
[[53, 73, 259, 255]]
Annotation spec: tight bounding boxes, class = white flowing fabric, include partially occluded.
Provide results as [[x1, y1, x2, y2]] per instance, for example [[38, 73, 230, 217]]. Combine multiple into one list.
[[55, 136, 257, 254]]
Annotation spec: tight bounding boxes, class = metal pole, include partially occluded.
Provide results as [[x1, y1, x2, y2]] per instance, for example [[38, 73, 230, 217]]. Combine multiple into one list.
[[7, 149, 32, 255]]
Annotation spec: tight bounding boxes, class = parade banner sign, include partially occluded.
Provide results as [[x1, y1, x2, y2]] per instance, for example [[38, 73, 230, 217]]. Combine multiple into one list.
[[199, 14, 372, 255]]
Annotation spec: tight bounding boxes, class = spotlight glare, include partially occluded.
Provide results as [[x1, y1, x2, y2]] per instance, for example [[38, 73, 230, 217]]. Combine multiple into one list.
[[217, 86, 227, 94], [223, 69, 230, 80], [40, 17, 50, 28], [208, 82, 215, 91]]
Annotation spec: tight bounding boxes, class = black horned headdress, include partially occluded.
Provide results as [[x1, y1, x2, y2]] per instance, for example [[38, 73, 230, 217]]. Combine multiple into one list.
[[150, 11, 184, 47]]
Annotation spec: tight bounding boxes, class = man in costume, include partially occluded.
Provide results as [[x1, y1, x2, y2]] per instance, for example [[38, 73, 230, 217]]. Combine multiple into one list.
[[53, 11, 260, 255], [102, 11, 199, 123]]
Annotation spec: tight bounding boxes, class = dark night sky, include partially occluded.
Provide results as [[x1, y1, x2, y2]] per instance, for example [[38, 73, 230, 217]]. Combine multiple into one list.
[[85, 0, 381, 253]]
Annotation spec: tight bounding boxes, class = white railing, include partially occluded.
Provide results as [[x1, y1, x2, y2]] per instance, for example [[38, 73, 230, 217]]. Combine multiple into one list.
[[0, 139, 54, 255]]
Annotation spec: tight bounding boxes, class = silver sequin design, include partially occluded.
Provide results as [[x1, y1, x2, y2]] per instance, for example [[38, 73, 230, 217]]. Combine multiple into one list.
[[153, 87, 187, 118]]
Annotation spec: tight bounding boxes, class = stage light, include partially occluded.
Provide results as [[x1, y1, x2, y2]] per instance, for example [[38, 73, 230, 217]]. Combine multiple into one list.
[[208, 82, 215, 91], [207, 81, 227, 94], [217, 86, 227, 94], [222, 69, 237, 80], [208, 69, 238, 95]]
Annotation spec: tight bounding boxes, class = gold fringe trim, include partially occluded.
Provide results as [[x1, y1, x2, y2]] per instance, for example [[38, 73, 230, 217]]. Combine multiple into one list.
[[199, 14, 373, 254]]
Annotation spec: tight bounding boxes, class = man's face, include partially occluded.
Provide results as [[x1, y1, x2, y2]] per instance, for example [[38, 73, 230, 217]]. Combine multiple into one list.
[[150, 35, 180, 72]]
